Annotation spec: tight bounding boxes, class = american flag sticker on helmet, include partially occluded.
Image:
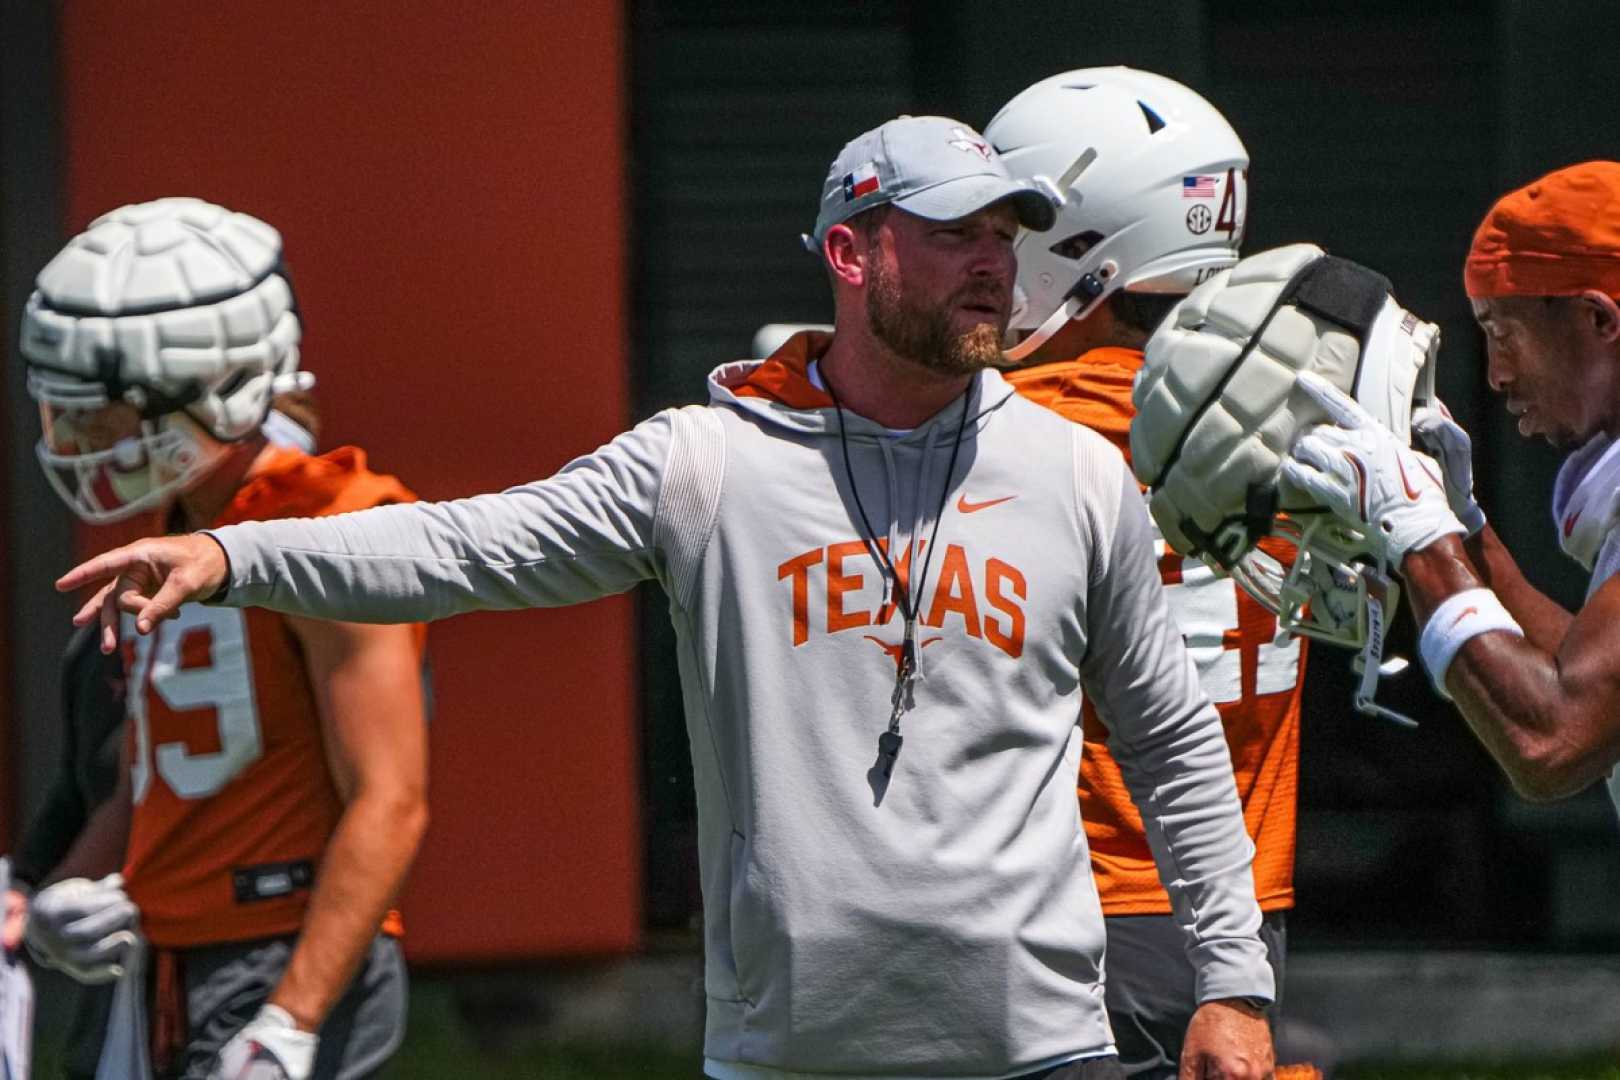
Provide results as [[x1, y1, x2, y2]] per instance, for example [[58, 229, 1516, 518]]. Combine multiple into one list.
[[1183, 175, 1217, 198], [843, 162, 880, 202]]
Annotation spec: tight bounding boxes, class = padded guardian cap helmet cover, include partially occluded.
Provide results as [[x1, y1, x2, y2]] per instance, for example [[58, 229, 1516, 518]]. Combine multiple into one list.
[[21, 197, 304, 522], [1130, 243, 1438, 652]]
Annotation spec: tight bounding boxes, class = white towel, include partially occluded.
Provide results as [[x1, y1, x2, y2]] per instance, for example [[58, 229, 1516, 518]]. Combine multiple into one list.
[[94, 936, 150, 1080]]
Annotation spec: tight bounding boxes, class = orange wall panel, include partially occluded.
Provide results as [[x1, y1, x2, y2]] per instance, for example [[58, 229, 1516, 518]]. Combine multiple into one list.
[[57, 3, 638, 960]]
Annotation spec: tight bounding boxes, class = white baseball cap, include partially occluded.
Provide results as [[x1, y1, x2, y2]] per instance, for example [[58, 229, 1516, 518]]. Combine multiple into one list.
[[805, 115, 1059, 251]]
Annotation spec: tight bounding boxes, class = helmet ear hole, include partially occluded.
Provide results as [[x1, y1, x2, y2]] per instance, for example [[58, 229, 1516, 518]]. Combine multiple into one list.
[[1110, 290, 1180, 336], [1050, 230, 1104, 261]]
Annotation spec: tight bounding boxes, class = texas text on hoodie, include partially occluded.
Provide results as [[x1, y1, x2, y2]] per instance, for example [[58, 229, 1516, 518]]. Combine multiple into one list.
[[206, 331, 1272, 1080]]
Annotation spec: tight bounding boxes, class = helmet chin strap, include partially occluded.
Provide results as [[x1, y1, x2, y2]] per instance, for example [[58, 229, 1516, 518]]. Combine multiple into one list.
[[1350, 561, 1417, 728], [1000, 290, 1103, 365]]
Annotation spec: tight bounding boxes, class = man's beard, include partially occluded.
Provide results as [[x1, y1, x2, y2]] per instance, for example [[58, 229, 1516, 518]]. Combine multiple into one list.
[[866, 260, 1006, 375]]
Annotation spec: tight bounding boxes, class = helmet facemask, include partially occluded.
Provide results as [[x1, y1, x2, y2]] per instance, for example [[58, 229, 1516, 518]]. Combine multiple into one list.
[[30, 367, 230, 524]]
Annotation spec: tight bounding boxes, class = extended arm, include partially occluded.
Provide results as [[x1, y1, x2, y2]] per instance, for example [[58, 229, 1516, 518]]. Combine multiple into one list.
[[58, 411, 697, 644], [212, 411, 684, 622]]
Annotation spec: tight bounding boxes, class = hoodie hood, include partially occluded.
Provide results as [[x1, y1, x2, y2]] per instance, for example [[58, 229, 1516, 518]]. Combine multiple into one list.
[[708, 329, 1018, 439]]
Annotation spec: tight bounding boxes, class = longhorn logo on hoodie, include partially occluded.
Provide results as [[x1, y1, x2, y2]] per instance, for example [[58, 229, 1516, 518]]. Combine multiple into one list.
[[777, 538, 1026, 659]]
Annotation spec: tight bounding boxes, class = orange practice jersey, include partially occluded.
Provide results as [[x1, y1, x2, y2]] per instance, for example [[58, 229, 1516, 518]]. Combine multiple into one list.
[[122, 447, 422, 947], [1006, 348, 1305, 914]]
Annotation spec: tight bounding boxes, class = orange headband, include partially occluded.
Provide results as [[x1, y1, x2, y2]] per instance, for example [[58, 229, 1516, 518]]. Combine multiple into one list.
[[1464, 160, 1620, 299]]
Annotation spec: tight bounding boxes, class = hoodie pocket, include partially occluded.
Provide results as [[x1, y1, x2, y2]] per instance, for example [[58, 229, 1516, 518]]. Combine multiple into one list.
[[727, 829, 763, 1008]]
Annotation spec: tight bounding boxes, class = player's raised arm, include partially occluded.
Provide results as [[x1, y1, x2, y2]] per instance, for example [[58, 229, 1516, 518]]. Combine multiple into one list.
[[1284, 163, 1620, 801]]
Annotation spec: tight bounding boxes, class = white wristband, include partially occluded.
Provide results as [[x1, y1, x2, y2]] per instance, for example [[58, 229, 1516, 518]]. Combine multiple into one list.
[[1419, 588, 1523, 700]]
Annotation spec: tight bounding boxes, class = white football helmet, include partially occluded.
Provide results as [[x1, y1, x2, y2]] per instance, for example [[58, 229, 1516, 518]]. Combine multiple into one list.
[[1131, 244, 1438, 674], [20, 197, 306, 523], [986, 67, 1249, 361]]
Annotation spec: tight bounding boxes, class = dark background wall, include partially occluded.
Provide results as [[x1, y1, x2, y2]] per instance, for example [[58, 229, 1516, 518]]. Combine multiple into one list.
[[0, 0, 71, 863]]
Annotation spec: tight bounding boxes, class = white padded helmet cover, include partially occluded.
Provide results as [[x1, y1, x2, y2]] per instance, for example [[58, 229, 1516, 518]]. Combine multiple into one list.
[[1130, 243, 1438, 567], [21, 196, 301, 443], [20, 198, 305, 522]]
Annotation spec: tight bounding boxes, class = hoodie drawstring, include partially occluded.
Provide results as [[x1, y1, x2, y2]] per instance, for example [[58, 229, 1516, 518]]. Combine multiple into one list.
[[878, 439, 900, 611], [825, 381, 971, 782], [910, 419, 941, 682]]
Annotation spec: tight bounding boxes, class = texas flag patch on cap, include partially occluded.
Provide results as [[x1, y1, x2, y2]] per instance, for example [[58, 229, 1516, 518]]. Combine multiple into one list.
[[842, 161, 880, 202]]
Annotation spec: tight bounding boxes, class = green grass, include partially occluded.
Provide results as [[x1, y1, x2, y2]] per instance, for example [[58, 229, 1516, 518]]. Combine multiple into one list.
[[386, 1050, 1620, 1080], [383, 980, 699, 1078], [1340, 1065, 1620, 1080], [29, 975, 1620, 1078], [387, 1038, 696, 1080], [386, 982, 1620, 1080]]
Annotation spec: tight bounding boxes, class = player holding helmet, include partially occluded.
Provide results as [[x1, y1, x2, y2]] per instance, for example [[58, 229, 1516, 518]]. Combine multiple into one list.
[[18, 198, 428, 1080], [1281, 161, 1620, 807], [987, 69, 1312, 1078]]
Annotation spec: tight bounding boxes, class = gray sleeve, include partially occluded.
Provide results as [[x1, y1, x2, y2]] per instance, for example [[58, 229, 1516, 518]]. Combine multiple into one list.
[[1076, 443, 1274, 1005], [208, 407, 724, 624]]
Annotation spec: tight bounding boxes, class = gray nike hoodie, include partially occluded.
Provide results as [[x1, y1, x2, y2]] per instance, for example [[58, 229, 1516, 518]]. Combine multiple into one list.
[[206, 333, 1271, 1079]]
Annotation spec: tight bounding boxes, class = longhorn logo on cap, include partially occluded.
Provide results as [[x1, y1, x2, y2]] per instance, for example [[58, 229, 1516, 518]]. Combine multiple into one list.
[[948, 128, 993, 161]]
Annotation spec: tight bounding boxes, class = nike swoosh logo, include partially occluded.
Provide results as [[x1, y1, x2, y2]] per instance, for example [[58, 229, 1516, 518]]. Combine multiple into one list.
[[1564, 511, 1582, 538], [957, 494, 1017, 514], [1342, 452, 1370, 522], [1395, 454, 1424, 501], [1447, 606, 1479, 630]]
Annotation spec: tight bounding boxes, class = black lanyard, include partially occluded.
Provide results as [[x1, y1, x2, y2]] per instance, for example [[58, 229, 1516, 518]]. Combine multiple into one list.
[[824, 372, 971, 780]]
